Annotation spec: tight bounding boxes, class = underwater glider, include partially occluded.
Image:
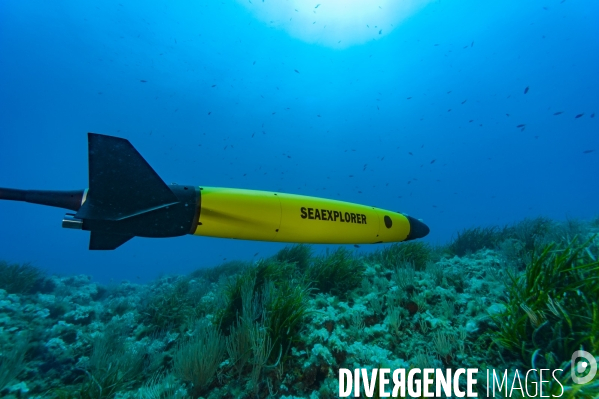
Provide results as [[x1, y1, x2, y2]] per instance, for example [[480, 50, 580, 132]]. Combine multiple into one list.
[[0, 133, 429, 250]]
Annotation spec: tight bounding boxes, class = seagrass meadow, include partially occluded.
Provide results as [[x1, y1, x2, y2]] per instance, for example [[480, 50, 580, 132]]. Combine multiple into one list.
[[1, 216, 598, 398]]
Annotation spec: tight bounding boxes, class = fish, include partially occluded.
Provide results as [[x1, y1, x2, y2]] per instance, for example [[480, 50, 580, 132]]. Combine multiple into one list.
[[524, 86, 529, 94], [553, 111, 563, 115], [354, 244, 360, 248], [516, 124, 526, 128], [461, 100, 467, 104], [294, 69, 300, 73], [575, 113, 584, 118], [315, 3, 320, 8], [407, 97, 412, 100], [140, 80, 147, 83], [379, 29, 382, 34], [253, 61, 256, 65], [211, 84, 216, 87], [408, 152, 413, 155], [208, 111, 211, 115], [430, 159, 436, 164], [583, 150, 594, 154]]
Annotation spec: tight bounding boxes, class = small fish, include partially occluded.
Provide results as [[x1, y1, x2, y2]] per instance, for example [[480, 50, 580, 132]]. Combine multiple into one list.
[[524, 86, 529, 94], [591, 113, 595, 118], [408, 152, 413, 155], [140, 80, 147, 83], [317, 114, 321, 117], [553, 111, 563, 115], [211, 84, 216, 87], [208, 111, 211, 115], [461, 100, 467, 104], [471, 41, 474, 47], [430, 159, 436, 164], [354, 244, 360, 248], [294, 69, 300, 73], [516, 124, 526, 128], [575, 113, 584, 118], [583, 150, 594, 154], [315, 3, 320, 8], [407, 97, 412, 100], [253, 61, 256, 65], [254, 252, 259, 256], [379, 29, 382, 35]]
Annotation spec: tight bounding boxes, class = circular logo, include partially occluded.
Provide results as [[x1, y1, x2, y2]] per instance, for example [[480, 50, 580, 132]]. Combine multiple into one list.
[[571, 350, 597, 384]]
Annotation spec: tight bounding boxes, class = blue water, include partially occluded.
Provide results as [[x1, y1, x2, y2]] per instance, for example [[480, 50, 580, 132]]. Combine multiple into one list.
[[1, 0, 597, 284]]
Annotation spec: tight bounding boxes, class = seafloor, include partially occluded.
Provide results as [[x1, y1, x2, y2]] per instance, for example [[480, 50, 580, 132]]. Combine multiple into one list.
[[1, 217, 598, 399]]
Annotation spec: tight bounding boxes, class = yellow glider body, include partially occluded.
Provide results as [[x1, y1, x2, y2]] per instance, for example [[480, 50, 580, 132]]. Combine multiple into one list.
[[0, 134, 429, 249], [193, 187, 423, 244]]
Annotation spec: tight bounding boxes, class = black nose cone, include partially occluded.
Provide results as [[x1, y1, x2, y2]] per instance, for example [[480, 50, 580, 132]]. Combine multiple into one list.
[[405, 215, 430, 240]]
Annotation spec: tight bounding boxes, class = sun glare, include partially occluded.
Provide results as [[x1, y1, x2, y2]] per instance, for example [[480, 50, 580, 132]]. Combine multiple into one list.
[[237, 0, 432, 48]]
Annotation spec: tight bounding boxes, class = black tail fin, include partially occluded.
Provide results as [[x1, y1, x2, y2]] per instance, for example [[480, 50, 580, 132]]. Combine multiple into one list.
[[89, 231, 134, 250], [76, 133, 199, 249], [76, 133, 179, 221], [1, 133, 200, 250]]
